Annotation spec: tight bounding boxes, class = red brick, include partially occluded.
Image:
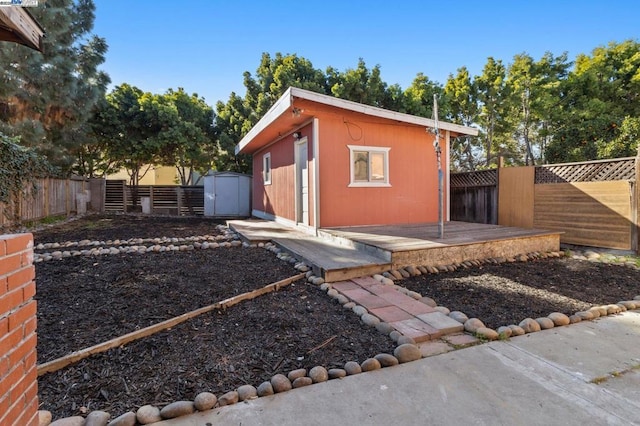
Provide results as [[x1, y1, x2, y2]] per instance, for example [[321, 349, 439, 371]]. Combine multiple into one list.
[[0, 276, 7, 296], [0, 395, 9, 422], [2, 395, 26, 426], [24, 316, 37, 337], [350, 276, 380, 287], [365, 283, 397, 296], [331, 280, 361, 292], [7, 267, 34, 291], [0, 364, 24, 396], [389, 318, 440, 342], [369, 305, 414, 323], [4, 234, 33, 255], [0, 254, 21, 277], [9, 334, 37, 367], [0, 316, 8, 335], [0, 328, 24, 354], [10, 364, 36, 405], [16, 397, 39, 426], [24, 379, 37, 403], [23, 349, 37, 370], [8, 301, 36, 332], [0, 356, 9, 377], [20, 251, 34, 267], [0, 289, 24, 318], [22, 282, 36, 301], [396, 299, 436, 316], [0, 240, 6, 257]]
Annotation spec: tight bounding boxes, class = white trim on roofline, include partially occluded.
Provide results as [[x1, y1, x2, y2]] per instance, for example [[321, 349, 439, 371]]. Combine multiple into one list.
[[236, 87, 478, 155]]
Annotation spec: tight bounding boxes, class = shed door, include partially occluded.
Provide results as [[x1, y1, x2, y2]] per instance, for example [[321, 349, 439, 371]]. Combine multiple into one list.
[[215, 175, 239, 216], [296, 140, 309, 225]]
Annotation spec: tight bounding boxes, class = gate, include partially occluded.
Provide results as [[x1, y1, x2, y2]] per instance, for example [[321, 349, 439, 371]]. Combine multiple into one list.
[[204, 172, 251, 218]]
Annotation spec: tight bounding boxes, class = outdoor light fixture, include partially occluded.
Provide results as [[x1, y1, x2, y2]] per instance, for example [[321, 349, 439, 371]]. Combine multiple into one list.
[[293, 132, 301, 139]]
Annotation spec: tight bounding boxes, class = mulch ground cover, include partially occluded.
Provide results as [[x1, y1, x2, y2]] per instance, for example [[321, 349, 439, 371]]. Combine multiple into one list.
[[31, 214, 640, 420]]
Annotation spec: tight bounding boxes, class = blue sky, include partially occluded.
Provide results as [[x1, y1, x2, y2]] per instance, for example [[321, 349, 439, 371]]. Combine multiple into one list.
[[93, 0, 639, 107]]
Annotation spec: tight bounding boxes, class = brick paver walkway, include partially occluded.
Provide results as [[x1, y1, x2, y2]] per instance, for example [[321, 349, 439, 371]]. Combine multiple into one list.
[[332, 276, 464, 342]]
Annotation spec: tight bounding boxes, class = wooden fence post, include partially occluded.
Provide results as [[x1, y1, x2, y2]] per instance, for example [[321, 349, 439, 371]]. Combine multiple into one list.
[[633, 148, 640, 253], [176, 186, 183, 216], [122, 182, 128, 213]]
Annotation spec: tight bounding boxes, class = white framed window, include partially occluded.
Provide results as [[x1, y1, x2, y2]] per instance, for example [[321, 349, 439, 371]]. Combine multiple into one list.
[[348, 145, 390, 187], [263, 152, 271, 185]]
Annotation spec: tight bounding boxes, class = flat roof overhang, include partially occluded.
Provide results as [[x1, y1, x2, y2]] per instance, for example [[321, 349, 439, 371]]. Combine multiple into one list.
[[0, 6, 44, 51], [235, 87, 479, 155]]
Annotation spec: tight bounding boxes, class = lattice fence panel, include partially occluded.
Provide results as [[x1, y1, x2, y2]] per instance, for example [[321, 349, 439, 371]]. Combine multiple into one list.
[[450, 169, 497, 187], [536, 158, 636, 184]]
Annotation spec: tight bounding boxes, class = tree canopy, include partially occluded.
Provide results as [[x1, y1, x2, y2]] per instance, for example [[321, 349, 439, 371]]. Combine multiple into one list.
[[0, 0, 109, 173]]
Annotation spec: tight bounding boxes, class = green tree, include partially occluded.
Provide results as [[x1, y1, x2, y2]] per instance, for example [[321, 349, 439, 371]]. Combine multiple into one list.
[[444, 67, 480, 171], [402, 73, 444, 118], [330, 59, 389, 107], [0, 0, 109, 173], [156, 88, 215, 185], [546, 40, 640, 162], [475, 57, 515, 167]]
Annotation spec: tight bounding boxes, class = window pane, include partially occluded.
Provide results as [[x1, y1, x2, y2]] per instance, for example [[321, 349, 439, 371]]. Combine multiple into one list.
[[370, 152, 385, 181], [353, 151, 369, 181]]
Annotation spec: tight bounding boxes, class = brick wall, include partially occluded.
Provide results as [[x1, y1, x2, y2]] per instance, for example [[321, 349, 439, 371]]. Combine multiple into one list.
[[0, 233, 38, 426]]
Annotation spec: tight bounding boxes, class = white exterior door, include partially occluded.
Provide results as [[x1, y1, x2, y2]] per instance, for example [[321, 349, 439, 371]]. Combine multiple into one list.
[[296, 140, 309, 225]]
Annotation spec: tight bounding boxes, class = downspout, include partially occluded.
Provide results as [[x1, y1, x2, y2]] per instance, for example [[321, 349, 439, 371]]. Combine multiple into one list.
[[313, 118, 321, 235]]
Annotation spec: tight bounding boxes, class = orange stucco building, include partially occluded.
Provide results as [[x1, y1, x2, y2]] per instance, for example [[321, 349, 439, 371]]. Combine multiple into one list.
[[235, 87, 477, 232]]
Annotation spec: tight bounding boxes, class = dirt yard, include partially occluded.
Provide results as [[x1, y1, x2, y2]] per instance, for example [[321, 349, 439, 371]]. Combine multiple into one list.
[[32, 214, 639, 419]]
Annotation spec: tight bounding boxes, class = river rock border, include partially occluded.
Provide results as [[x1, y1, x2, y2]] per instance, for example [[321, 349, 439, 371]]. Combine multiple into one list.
[[39, 234, 640, 426]]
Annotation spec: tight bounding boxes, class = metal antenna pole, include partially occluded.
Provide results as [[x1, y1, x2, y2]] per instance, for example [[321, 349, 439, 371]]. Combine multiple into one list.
[[433, 94, 444, 239]]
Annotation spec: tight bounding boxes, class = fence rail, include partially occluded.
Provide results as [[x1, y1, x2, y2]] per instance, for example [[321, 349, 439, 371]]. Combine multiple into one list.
[[0, 178, 89, 228], [105, 181, 204, 216]]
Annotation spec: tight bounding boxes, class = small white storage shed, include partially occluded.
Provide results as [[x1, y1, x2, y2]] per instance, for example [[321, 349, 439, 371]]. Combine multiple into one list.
[[204, 172, 252, 217]]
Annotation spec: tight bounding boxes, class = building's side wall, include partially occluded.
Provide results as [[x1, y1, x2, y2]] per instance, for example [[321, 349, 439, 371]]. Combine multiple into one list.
[[0, 233, 38, 426], [317, 110, 444, 227], [252, 123, 315, 226]]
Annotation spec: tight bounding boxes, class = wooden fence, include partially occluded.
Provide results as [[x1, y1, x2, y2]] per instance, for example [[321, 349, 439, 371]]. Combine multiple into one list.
[[450, 169, 497, 224], [0, 178, 89, 228], [105, 180, 205, 216], [451, 156, 639, 252]]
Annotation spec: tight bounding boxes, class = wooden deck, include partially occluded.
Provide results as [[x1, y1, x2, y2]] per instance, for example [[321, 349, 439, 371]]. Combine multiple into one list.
[[229, 220, 561, 282]]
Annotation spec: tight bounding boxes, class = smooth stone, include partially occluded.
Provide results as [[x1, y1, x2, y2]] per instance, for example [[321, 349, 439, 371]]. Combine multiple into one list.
[[257, 381, 274, 397], [50, 417, 84, 426], [218, 391, 239, 406], [576, 310, 595, 320], [464, 318, 485, 333], [237, 385, 258, 401], [497, 326, 513, 338], [319, 283, 331, 291], [270, 374, 292, 393], [569, 314, 583, 324], [548, 312, 571, 326], [136, 405, 162, 424], [449, 311, 469, 324], [519, 318, 542, 333], [311, 277, 325, 285], [84, 410, 111, 426], [420, 296, 437, 307], [389, 330, 402, 342], [606, 304, 621, 315], [434, 306, 450, 315], [328, 368, 347, 379], [587, 307, 602, 318], [343, 301, 356, 309], [336, 294, 349, 305], [361, 358, 382, 371], [107, 411, 136, 426], [508, 325, 525, 336], [405, 265, 420, 276], [616, 304, 627, 312], [287, 368, 307, 381], [361, 313, 380, 326], [618, 300, 637, 310], [374, 353, 399, 367], [536, 317, 555, 330], [375, 321, 394, 335], [194, 392, 217, 411], [372, 274, 386, 282], [417, 266, 429, 274], [381, 277, 395, 286], [327, 289, 339, 298], [407, 291, 422, 300], [394, 344, 422, 363], [160, 401, 195, 419], [38, 411, 52, 426], [344, 361, 362, 375], [309, 366, 329, 383], [352, 305, 368, 316], [397, 335, 416, 345], [476, 327, 499, 340], [292, 377, 313, 388], [390, 270, 404, 280]]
